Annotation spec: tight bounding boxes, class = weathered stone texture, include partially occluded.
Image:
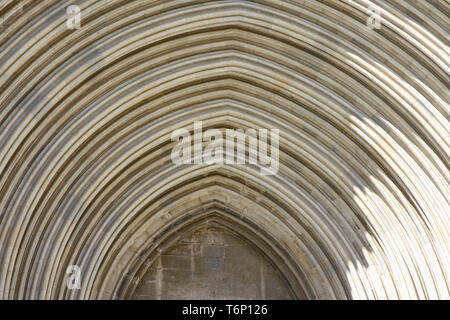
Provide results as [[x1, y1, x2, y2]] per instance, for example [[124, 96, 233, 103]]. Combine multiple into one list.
[[133, 228, 293, 300], [0, 1, 448, 300]]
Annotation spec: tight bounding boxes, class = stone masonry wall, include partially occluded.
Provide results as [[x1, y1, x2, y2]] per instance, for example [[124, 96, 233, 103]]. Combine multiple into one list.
[[133, 227, 293, 299]]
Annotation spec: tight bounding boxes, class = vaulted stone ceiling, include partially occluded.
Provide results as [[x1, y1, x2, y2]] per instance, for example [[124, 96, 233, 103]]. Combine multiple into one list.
[[0, 0, 448, 299]]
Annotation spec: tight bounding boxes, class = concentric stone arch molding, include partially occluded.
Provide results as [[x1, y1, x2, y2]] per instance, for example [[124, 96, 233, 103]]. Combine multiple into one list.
[[114, 208, 309, 300], [0, 0, 448, 300]]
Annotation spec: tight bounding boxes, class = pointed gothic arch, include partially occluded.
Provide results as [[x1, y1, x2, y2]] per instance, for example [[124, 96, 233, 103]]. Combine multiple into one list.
[[0, 1, 447, 300]]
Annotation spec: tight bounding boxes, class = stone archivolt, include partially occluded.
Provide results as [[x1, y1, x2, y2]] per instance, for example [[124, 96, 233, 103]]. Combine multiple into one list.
[[0, 1, 448, 299]]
